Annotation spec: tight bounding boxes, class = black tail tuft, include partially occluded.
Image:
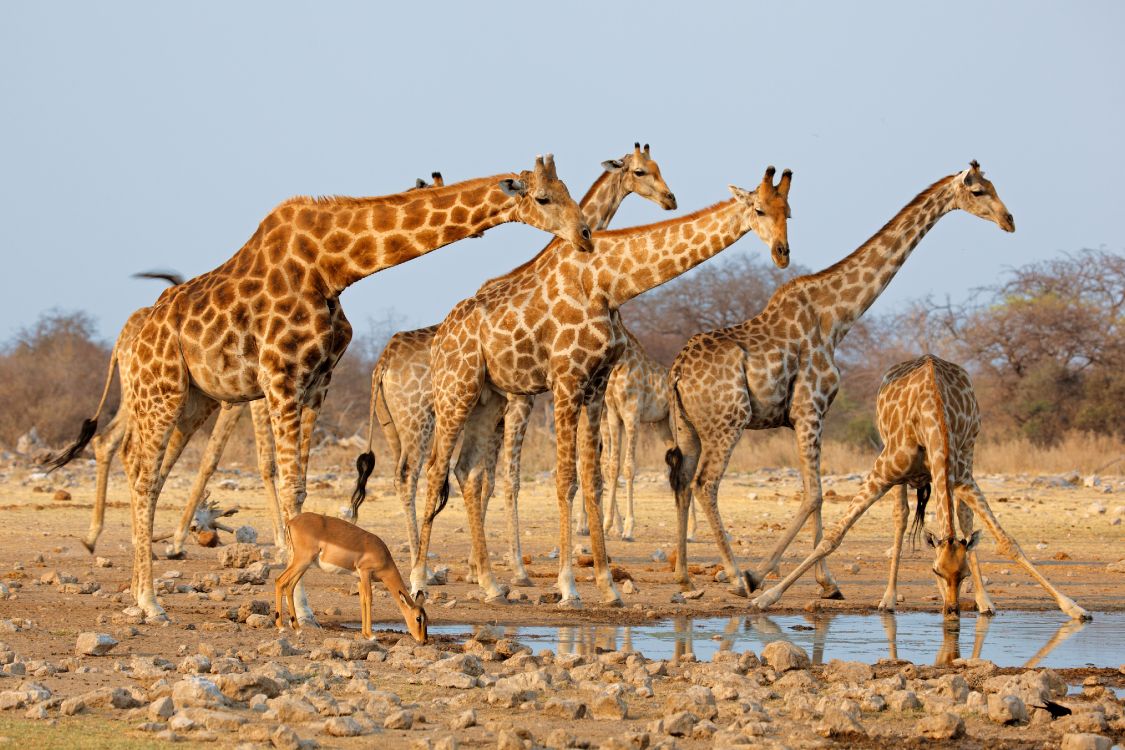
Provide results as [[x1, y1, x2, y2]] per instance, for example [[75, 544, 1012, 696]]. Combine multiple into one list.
[[425, 477, 451, 525], [351, 451, 376, 518], [666, 447, 685, 495], [909, 482, 931, 549], [132, 270, 184, 287], [44, 418, 98, 472]]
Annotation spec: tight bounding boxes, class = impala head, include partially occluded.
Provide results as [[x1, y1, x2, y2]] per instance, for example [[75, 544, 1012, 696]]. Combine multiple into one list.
[[601, 142, 677, 211], [399, 590, 428, 643], [925, 529, 981, 619], [729, 165, 793, 268], [501, 154, 593, 252], [952, 160, 1014, 233]]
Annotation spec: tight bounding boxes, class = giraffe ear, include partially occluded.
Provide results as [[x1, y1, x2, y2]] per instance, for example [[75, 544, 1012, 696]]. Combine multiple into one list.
[[728, 184, 753, 202], [414, 178, 428, 189], [924, 530, 939, 549], [413, 590, 427, 607], [960, 170, 977, 187], [601, 159, 625, 173], [499, 178, 527, 197], [963, 530, 982, 551]]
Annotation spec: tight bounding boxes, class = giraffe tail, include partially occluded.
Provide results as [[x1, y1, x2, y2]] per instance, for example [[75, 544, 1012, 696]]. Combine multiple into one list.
[[909, 482, 932, 549], [351, 353, 390, 517], [424, 477, 450, 526], [44, 337, 120, 472], [665, 375, 688, 496]]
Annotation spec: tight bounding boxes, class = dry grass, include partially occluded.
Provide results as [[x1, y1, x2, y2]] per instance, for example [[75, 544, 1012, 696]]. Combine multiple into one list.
[[365, 422, 1124, 481]]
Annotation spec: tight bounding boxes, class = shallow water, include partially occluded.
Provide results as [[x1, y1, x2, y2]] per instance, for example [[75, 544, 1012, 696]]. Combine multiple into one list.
[[424, 611, 1125, 668]]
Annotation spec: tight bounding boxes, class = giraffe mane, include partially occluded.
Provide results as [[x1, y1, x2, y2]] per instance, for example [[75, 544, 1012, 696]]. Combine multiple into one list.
[[801, 174, 956, 284], [594, 198, 736, 240], [277, 175, 513, 209]]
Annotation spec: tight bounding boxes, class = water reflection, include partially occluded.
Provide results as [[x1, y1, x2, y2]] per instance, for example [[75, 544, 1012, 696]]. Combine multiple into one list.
[[441, 610, 1103, 668]]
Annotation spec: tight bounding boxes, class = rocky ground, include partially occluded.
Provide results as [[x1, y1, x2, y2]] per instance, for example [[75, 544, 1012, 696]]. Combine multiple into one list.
[[0, 450, 1123, 748]]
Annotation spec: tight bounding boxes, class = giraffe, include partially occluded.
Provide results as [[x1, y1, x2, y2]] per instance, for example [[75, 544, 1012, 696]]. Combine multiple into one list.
[[82, 175, 446, 556], [353, 144, 678, 584], [413, 166, 794, 607], [578, 327, 698, 542], [48, 156, 593, 623], [750, 355, 1090, 621], [666, 161, 1015, 599]]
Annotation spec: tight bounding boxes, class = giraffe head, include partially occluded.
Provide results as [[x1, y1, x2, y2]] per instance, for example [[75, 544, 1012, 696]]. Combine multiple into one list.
[[728, 165, 793, 268], [501, 154, 594, 252], [951, 160, 1015, 232], [925, 529, 982, 618], [601, 142, 677, 210]]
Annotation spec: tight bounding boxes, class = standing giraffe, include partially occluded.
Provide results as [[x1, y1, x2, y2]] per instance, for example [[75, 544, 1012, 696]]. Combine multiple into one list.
[[414, 166, 794, 607], [583, 327, 697, 542], [82, 175, 446, 556], [48, 156, 593, 623], [354, 144, 677, 583], [750, 355, 1090, 621], [666, 161, 1014, 598]]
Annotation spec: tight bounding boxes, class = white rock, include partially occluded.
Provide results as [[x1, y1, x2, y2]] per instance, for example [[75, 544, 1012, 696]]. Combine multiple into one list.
[[75, 632, 118, 656], [761, 640, 810, 672], [1060, 734, 1112, 750], [917, 711, 965, 740]]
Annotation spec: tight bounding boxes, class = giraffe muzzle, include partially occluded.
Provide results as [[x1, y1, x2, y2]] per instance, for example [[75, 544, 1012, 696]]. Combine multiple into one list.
[[664, 192, 678, 210]]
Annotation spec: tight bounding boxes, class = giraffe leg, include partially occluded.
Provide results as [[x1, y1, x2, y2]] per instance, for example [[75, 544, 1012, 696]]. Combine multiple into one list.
[[85, 410, 127, 553], [264, 388, 316, 626], [750, 409, 842, 598], [619, 417, 639, 541], [693, 429, 747, 596], [414, 371, 482, 597], [499, 395, 533, 587], [954, 482, 1089, 620], [578, 394, 621, 605], [249, 400, 285, 549], [956, 496, 995, 616], [552, 389, 584, 606], [168, 403, 243, 558], [600, 406, 622, 538], [879, 484, 909, 611], [452, 396, 509, 602], [669, 413, 701, 589], [754, 461, 894, 610], [121, 386, 198, 622]]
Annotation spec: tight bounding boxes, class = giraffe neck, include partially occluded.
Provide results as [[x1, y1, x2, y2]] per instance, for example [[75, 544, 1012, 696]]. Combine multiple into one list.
[[476, 168, 628, 295], [593, 198, 754, 308], [270, 176, 522, 295], [579, 169, 630, 230], [808, 176, 959, 346]]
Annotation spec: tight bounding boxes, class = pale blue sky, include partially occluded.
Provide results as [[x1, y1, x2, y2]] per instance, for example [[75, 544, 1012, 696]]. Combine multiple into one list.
[[1, 2, 1122, 341]]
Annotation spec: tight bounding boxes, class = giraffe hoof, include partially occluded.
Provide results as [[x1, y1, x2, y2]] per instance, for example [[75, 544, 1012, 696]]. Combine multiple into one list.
[[557, 597, 583, 610], [81, 539, 96, 554], [297, 617, 321, 629], [978, 606, 996, 617], [601, 596, 623, 608], [620, 535, 634, 543], [820, 588, 845, 601], [510, 576, 533, 588], [165, 548, 186, 561], [576, 527, 590, 537], [729, 583, 749, 598]]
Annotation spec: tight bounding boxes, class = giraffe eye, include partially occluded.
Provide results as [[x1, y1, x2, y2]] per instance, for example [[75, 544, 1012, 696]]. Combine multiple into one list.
[[970, 188, 986, 197], [535, 196, 550, 205], [633, 169, 645, 177], [755, 209, 766, 216]]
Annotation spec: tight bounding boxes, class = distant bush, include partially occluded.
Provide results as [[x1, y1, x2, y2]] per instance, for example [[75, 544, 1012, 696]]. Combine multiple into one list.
[[0, 310, 114, 447]]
